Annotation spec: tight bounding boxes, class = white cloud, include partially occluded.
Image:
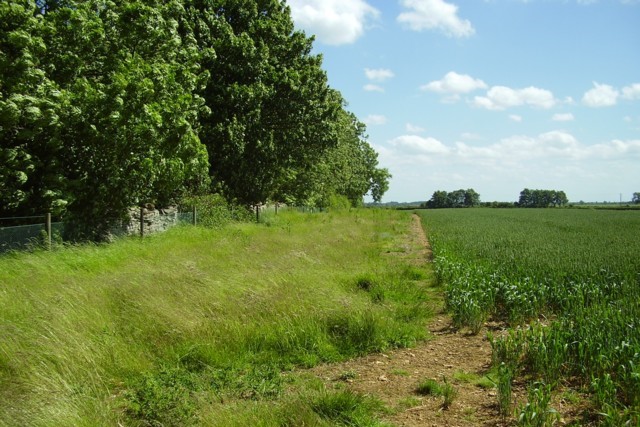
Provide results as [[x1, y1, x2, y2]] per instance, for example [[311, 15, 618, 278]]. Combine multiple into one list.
[[365, 68, 394, 82], [364, 84, 384, 92], [509, 114, 523, 122], [288, 0, 379, 45], [397, 0, 475, 38], [472, 85, 557, 110], [552, 113, 575, 122], [582, 82, 619, 107], [421, 71, 487, 94], [387, 131, 640, 165], [460, 132, 482, 140], [363, 114, 388, 125], [377, 130, 640, 202], [406, 123, 425, 133], [389, 135, 450, 155], [622, 83, 640, 100]]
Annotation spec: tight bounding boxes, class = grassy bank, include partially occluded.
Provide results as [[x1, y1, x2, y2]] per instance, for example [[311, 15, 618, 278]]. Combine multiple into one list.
[[0, 209, 433, 426]]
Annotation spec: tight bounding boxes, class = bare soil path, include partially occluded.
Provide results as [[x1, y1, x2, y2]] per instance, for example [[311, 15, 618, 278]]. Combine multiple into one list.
[[310, 214, 514, 426]]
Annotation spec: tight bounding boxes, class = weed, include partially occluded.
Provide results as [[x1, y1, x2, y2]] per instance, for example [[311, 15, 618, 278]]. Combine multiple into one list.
[[391, 369, 409, 376], [124, 366, 199, 426], [339, 370, 358, 381], [440, 378, 458, 409], [452, 370, 495, 389], [311, 389, 385, 426], [415, 377, 457, 409], [416, 378, 441, 396], [396, 396, 422, 411]]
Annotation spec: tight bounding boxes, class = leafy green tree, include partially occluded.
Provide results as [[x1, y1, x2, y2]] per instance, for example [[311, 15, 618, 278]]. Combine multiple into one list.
[[426, 189, 480, 208], [370, 168, 391, 204], [190, 0, 340, 207], [632, 192, 640, 204], [447, 189, 466, 208], [426, 191, 449, 209], [518, 189, 567, 208], [278, 108, 390, 207], [41, 0, 210, 239], [0, 0, 64, 217], [463, 188, 481, 207], [553, 190, 568, 207]]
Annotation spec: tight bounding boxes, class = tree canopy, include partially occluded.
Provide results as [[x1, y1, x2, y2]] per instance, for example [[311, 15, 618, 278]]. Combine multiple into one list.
[[517, 189, 568, 208], [423, 189, 480, 209], [0, 0, 390, 239]]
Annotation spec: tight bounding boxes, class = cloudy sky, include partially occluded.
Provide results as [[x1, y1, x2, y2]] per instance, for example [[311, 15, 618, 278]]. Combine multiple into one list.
[[287, 0, 640, 203]]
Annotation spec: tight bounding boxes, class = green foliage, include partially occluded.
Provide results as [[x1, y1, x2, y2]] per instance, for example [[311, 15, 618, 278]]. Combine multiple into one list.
[[518, 188, 568, 207], [497, 363, 514, 417], [1, 0, 388, 238], [517, 382, 559, 427], [423, 188, 480, 209], [0, 0, 64, 217], [180, 194, 253, 227], [125, 366, 199, 426]]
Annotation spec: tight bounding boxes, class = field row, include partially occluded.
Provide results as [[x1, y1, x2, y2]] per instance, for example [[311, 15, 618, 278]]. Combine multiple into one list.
[[419, 208, 640, 425]]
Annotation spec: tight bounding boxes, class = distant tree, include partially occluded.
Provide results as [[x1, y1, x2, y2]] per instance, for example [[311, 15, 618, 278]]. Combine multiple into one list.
[[426, 189, 480, 209], [554, 191, 568, 207], [518, 188, 533, 207], [427, 191, 449, 209], [463, 188, 481, 207], [447, 189, 466, 208], [518, 189, 568, 208], [633, 192, 640, 204]]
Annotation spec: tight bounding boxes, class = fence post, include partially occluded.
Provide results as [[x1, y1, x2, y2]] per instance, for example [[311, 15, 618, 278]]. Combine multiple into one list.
[[192, 205, 197, 226], [140, 207, 144, 238], [46, 213, 52, 250]]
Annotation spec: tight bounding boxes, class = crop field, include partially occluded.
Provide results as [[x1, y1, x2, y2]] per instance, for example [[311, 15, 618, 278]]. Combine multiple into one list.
[[418, 208, 640, 425]]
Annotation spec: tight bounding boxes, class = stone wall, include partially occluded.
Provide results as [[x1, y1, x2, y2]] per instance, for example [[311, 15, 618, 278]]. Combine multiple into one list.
[[122, 205, 179, 236]]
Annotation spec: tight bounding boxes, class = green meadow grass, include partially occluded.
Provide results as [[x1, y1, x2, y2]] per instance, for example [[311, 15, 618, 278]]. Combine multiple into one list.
[[0, 209, 432, 426], [418, 208, 640, 424]]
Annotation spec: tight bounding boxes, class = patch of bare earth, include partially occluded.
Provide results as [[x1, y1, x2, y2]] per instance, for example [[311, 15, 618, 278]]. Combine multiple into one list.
[[309, 214, 516, 426]]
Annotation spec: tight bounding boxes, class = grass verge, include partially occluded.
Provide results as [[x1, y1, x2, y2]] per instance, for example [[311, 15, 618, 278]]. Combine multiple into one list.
[[0, 208, 432, 426]]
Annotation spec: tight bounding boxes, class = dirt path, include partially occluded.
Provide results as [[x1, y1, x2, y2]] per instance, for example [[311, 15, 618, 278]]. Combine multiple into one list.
[[310, 214, 512, 426]]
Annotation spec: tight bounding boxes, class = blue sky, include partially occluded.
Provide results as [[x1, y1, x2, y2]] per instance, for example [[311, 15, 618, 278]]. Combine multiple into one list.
[[287, 0, 640, 203]]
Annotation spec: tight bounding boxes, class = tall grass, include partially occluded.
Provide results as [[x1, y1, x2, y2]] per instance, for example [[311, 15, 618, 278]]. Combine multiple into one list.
[[0, 209, 431, 426], [419, 208, 640, 424]]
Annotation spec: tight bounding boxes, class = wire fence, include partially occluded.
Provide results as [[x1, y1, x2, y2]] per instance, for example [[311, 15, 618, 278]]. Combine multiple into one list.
[[0, 215, 62, 253], [0, 204, 318, 254]]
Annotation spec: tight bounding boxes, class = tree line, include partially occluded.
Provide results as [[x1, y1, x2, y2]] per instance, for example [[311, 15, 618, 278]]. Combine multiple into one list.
[[421, 188, 572, 209], [421, 189, 481, 209], [1, 0, 390, 240], [517, 189, 568, 208]]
